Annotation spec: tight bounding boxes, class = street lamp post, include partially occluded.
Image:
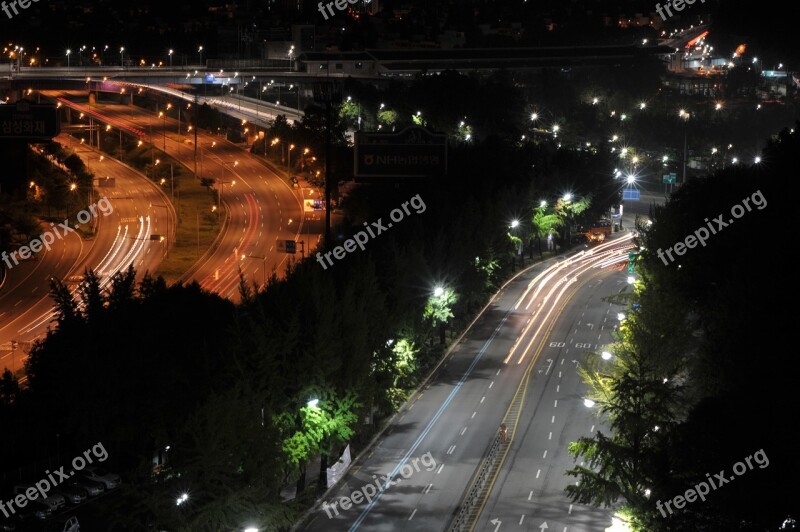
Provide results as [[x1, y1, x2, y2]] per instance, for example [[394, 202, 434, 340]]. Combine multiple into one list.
[[66, 49, 71, 69], [679, 109, 690, 185], [159, 111, 166, 152], [168, 49, 174, 69], [120, 46, 125, 67], [198, 46, 204, 67]]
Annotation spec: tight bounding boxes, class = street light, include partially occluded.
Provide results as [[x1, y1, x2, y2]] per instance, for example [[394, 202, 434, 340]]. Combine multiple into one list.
[[678, 109, 690, 185], [159, 111, 166, 151], [66, 49, 71, 68], [307, 398, 319, 408], [198, 46, 204, 66], [168, 49, 174, 69], [434, 286, 444, 298], [601, 351, 612, 360], [627, 276, 635, 284], [583, 399, 596, 408], [510, 219, 520, 229], [119, 46, 125, 67]]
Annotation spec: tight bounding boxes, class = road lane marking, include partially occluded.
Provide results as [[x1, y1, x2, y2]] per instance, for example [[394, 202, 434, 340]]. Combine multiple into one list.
[[461, 427, 468, 436], [536, 469, 541, 479], [408, 509, 417, 520], [437, 464, 444, 474]]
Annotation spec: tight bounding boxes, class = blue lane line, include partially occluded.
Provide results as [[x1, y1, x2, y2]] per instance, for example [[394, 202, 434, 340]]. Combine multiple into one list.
[[349, 304, 515, 531]]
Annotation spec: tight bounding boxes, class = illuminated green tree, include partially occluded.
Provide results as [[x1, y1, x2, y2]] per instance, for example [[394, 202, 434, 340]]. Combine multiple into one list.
[[424, 287, 457, 345]]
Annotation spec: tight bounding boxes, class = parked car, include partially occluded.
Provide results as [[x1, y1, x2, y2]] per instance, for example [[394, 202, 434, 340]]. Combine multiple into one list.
[[12, 485, 65, 512], [63, 478, 103, 498], [15, 500, 51, 521], [41, 515, 80, 532], [76, 466, 120, 490], [52, 483, 87, 505]]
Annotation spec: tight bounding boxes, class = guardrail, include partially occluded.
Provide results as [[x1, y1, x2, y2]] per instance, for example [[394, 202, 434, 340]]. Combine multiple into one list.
[[448, 433, 505, 532]]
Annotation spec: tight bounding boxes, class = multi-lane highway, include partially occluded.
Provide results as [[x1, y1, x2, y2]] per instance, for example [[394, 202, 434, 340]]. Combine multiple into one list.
[[0, 134, 172, 375], [299, 233, 635, 532], [44, 91, 314, 300]]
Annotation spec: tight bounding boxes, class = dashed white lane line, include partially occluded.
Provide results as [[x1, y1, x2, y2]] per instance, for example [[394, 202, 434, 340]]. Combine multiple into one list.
[[543, 450, 548, 459], [536, 469, 541, 479], [460, 427, 467, 436], [480, 396, 485, 403], [489, 381, 494, 389], [554, 400, 558, 408], [408, 509, 417, 520], [520, 515, 525, 525], [447, 445, 456, 455], [472, 411, 476, 419], [551, 415, 555, 423], [436, 464, 444, 474], [424, 484, 432, 494]]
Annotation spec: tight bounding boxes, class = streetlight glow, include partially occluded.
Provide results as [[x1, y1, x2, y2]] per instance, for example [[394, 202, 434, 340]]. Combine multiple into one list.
[[584, 399, 596, 408], [601, 351, 612, 360], [307, 399, 319, 408]]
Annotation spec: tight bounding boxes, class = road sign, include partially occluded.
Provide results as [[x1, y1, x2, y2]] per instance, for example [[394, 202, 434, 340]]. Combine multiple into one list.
[[0, 100, 60, 141], [627, 252, 636, 273], [622, 189, 640, 200], [662, 173, 677, 184], [276, 239, 296, 254], [355, 126, 447, 180]]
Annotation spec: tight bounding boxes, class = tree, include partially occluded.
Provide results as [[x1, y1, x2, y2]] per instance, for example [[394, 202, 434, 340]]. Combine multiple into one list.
[[531, 203, 563, 258], [424, 287, 457, 345]]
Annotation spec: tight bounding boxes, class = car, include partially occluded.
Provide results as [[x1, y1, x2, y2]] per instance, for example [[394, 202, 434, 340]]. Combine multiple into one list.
[[15, 500, 51, 521], [63, 478, 103, 498], [76, 466, 120, 490], [41, 515, 80, 532], [12, 485, 65, 512], [52, 483, 87, 506]]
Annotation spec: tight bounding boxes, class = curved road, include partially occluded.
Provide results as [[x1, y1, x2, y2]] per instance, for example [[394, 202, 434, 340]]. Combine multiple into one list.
[[300, 233, 636, 532], [45, 91, 313, 300], [0, 134, 173, 376]]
